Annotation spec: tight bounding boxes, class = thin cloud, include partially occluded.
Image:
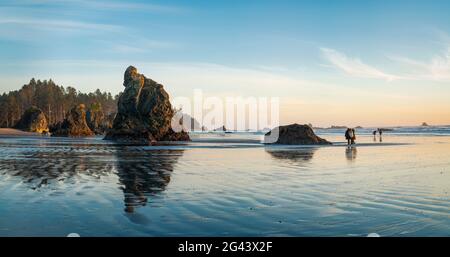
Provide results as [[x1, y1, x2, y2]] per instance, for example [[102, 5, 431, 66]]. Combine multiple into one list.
[[389, 47, 450, 81], [321, 48, 398, 81], [3, 0, 185, 13], [0, 18, 122, 32]]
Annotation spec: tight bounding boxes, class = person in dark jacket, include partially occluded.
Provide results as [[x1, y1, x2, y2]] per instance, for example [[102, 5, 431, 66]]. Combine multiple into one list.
[[345, 128, 351, 145]]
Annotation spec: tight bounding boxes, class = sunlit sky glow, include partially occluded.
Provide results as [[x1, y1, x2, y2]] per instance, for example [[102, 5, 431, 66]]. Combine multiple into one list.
[[1, 0, 450, 127]]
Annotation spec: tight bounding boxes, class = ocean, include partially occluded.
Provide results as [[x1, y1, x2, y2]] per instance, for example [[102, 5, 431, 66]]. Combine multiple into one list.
[[0, 128, 449, 236]]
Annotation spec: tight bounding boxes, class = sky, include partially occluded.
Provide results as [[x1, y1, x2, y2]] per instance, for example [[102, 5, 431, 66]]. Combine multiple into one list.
[[0, 0, 450, 127]]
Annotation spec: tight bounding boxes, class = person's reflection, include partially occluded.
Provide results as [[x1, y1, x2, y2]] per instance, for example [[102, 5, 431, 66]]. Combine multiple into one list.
[[345, 146, 357, 162], [265, 148, 316, 165], [115, 149, 184, 214]]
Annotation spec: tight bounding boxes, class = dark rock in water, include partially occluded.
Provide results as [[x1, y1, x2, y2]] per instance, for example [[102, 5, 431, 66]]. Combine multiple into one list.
[[104, 66, 190, 144], [51, 104, 94, 137], [328, 125, 347, 129], [213, 125, 227, 132], [14, 106, 49, 133], [86, 103, 111, 135], [160, 128, 190, 141], [264, 123, 331, 145], [421, 122, 429, 127]]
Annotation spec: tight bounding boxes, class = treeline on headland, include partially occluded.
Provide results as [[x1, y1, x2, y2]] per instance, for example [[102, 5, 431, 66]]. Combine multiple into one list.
[[0, 78, 119, 128]]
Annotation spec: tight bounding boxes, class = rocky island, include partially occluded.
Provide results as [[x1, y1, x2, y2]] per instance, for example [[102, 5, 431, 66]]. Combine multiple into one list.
[[264, 123, 331, 145], [14, 106, 49, 134], [50, 104, 94, 137], [104, 66, 189, 144]]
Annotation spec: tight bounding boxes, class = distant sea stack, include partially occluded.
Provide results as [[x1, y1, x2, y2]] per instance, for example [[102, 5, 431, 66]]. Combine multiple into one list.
[[104, 66, 190, 144], [264, 123, 331, 145], [14, 106, 49, 133], [50, 104, 94, 137], [86, 103, 112, 135]]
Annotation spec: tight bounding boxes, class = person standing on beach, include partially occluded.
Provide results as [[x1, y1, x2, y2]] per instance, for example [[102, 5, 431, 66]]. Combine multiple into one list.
[[345, 128, 353, 145], [345, 128, 351, 145], [372, 130, 377, 141], [378, 128, 383, 142], [351, 128, 356, 144]]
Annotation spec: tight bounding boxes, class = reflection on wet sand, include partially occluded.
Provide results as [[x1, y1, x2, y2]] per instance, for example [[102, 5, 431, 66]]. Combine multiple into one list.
[[0, 141, 184, 215], [0, 148, 114, 189], [115, 148, 183, 213], [345, 147, 357, 161], [265, 148, 317, 164]]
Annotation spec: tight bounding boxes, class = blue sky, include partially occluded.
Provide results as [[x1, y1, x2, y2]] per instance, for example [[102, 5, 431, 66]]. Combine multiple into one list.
[[1, 0, 450, 126]]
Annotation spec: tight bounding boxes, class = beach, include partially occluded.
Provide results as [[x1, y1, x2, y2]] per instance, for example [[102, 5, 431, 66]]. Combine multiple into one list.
[[0, 131, 449, 236], [0, 128, 41, 137]]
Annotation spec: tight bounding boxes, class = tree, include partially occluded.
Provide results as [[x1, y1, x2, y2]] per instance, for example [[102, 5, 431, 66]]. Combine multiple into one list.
[[0, 79, 120, 128]]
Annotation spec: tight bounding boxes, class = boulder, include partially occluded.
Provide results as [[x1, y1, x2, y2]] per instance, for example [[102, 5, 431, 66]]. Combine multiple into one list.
[[104, 66, 190, 144], [51, 104, 94, 137], [86, 103, 106, 135], [264, 123, 331, 145], [213, 125, 227, 132], [14, 106, 48, 133]]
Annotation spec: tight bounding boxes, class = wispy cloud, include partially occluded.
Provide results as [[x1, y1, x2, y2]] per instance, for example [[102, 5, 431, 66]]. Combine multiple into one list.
[[104, 39, 181, 54], [321, 48, 398, 81], [0, 18, 121, 32], [389, 47, 450, 81], [322, 45, 450, 82], [2, 0, 185, 13]]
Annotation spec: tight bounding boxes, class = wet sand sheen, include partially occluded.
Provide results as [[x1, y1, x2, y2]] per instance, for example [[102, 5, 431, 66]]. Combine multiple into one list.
[[0, 134, 449, 236]]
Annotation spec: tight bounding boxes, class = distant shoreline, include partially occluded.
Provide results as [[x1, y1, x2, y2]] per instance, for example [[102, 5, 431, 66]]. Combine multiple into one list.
[[0, 128, 41, 137]]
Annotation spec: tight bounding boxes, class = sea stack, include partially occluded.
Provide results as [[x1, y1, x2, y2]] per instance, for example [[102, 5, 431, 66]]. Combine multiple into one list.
[[50, 104, 94, 137], [14, 106, 49, 133], [86, 104, 107, 135], [104, 66, 189, 144], [264, 123, 331, 145]]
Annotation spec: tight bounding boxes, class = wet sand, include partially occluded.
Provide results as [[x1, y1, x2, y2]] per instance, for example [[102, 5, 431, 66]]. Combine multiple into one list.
[[0, 133, 449, 236]]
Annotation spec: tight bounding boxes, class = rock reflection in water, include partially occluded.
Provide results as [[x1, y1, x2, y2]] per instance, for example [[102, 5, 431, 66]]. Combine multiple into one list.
[[114, 148, 184, 213], [0, 140, 184, 216], [265, 148, 316, 164], [0, 147, 114, 189]]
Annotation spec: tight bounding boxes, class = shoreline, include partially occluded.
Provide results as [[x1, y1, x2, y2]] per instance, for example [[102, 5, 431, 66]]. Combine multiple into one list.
[[0, 128, 41, 137]]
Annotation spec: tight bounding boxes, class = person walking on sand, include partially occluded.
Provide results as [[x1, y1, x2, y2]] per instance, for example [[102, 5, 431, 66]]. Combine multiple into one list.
[[351, 128, 356, 144], [345, 128, 353, 145], [372, 130, 377, 141]]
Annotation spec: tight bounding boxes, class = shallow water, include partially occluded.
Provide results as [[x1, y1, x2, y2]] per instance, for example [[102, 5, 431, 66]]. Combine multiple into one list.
[[0, 133, 449, 236]]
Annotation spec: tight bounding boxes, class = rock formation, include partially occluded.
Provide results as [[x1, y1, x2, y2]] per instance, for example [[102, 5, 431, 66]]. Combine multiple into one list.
[[213, 125, 227, 132], [104, 66, 190, 144], [50, 104, 94, 137], [264, 123, 331, 145], [14, 106, 48, 133], [86, 104, 108, 135], [177, 113, 203, 131]]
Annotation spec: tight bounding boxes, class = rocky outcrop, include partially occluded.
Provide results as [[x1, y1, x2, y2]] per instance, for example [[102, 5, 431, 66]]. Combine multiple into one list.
[[104, 66, 190, 144], [213, 125, 227, 132], [264, 123, 331, 145], [14, 106, 48, 133], [86, 104, 107, 135], [177, 113, 203, 132], [51, 104, 94, 137]]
